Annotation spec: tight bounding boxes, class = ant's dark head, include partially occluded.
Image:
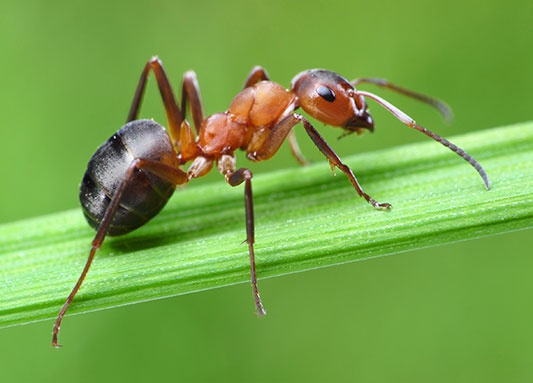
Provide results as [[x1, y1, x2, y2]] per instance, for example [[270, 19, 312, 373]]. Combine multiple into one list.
[[291, 69, 374, 134]]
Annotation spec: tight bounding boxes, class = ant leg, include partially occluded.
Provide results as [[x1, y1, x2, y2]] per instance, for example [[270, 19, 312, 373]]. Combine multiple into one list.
[[52, 159, 188, 348], [180, 71, 205, 134], [219, 155, 266, 316], [249, 114, 390, 209], [243, 66, 270, 88], [126, 59, 208, 145], [127, 57, 184, 145], [300, 117, 391, 209], [351, 77, 452, 121]]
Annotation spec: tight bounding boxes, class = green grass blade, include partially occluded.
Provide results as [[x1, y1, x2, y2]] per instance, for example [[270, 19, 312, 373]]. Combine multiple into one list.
[[0, 122, 531, 328]]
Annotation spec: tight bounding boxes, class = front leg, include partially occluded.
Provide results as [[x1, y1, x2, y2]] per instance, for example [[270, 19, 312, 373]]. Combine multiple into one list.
[[249, 114, 390, 210], [300, 117, 391, 209]]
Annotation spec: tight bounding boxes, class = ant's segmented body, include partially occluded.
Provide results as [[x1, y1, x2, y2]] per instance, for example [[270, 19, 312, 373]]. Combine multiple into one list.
[[52, 57, 489, 347]]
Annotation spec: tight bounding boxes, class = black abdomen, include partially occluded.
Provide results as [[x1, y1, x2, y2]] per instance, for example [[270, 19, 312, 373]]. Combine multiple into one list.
[[80, 119, 178, 236]]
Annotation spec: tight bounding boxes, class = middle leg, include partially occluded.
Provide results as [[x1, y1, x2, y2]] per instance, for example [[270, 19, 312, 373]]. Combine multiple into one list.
[[218, 154, 266, 316]]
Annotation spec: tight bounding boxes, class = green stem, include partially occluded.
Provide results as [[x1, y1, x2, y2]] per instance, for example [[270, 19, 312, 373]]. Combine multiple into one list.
[[1, 122, 531, 328]]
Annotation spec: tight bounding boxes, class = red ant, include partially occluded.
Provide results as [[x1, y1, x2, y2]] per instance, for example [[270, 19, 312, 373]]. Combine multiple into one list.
[[52, 57, 490, 347]]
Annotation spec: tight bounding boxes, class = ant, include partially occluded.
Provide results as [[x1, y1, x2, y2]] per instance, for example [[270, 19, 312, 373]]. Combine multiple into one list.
[[52, 57, 490, 347]]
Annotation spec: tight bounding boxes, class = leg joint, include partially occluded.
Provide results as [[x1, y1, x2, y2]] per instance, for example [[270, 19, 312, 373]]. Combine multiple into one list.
[[227, 168, 253, 187]]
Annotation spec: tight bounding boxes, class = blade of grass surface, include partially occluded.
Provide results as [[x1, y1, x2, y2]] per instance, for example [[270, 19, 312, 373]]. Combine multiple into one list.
[[0, 122, 531, 328]]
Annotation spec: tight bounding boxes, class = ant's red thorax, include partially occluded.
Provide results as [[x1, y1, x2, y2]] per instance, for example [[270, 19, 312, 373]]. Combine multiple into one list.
[[197, 81, 296, 157]]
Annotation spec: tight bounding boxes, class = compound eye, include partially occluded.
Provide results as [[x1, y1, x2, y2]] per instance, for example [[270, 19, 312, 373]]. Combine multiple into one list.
[[316, 85, 336, 102]]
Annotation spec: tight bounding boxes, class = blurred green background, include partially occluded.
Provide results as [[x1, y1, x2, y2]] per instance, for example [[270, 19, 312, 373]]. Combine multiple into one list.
[[1, 0, 531, 381]]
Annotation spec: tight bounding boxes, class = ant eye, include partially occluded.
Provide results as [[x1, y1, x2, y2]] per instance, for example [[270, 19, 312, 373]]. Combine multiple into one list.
[[316, 86, 336, 102]]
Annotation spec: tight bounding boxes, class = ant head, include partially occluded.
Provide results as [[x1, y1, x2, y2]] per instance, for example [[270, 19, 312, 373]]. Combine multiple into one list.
[[291, 69, 374, 134]]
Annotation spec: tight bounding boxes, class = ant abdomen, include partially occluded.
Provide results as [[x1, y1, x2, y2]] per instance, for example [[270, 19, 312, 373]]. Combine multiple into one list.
[[80, 119, 178, 236]]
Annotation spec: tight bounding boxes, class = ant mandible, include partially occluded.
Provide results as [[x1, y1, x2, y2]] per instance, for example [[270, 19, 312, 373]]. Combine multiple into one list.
[[52, 57, 490, 347]]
